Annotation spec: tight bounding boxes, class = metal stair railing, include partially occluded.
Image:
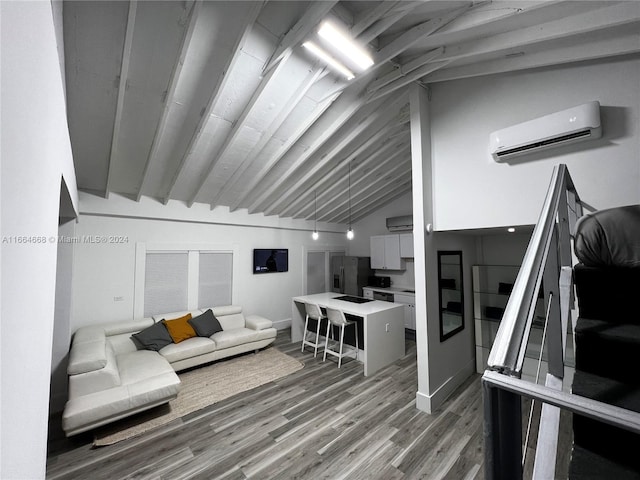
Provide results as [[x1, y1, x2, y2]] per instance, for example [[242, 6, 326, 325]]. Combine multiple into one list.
[[482, 164, 640, 480]]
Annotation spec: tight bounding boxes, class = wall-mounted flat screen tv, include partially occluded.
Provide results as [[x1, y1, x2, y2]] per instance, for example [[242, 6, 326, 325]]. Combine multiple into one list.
[[253, 249, 288, 274]]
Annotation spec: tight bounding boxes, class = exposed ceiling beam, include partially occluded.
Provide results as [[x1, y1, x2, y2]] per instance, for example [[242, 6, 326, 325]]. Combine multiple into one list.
[[280, 121, 410, 218], [351, 1, 399, 37], [134, 1, 200, 202], [245, 87, 368, 213], [329, 172, 412, 223], [320, 5, 467, 99], [372, 5, 471, 66], [349, 181, 413, 224], [359, 1, 427, 43], [263, 0, 338, 74], [208, 64, 325, 207], [293, 134, 410, 219], [366, 60, 450, 104], [332, 173, 412, 223], [186, 50, 293, 208], [439, 1, 640, 64], [161, 2, 264, 206], [368, 47, 444, 93], [105, 0, 137, 199], [392, 0, 573, 59], [229, 88, 339, 211], [313, 145, 411, 222], [261, 92, 409, 215], [425, 32, 640, 84]]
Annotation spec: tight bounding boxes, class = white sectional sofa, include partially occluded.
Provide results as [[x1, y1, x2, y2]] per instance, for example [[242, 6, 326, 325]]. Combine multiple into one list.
[[62, 305, 277, 436]]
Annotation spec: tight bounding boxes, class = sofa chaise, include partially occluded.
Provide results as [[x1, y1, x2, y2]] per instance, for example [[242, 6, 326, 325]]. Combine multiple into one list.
[[62, 305, 277, 436]]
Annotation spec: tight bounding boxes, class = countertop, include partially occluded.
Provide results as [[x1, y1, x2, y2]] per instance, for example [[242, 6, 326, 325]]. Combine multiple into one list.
[[293, 292, 403, 316], [363, 286, 416, 296]]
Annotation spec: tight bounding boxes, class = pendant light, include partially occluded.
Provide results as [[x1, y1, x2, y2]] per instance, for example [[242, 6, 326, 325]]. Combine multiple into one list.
[[312, 190, 319, 240], [346, 162, 354, 240]]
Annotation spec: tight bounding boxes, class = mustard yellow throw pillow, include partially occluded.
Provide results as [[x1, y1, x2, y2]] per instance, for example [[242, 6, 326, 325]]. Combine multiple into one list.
[[163, 313, 195, 343]]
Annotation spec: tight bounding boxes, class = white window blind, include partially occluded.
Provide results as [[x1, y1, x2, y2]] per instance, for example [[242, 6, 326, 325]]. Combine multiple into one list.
[[198, 252, 232, 308], [144, 252, 189, 317]]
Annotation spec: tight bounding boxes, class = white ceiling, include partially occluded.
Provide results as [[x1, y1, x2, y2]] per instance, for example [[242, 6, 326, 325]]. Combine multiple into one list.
[[63, 0, 640, 224]]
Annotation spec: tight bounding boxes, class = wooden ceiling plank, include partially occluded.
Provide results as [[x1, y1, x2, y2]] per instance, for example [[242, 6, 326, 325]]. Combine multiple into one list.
[[366, 60, 450, 104], [210, 64, 325, 207], [134, 1, 201, 203], [105, 0, 137, 199], [331, 172, 412, 223], [358, 1, 426, 43], [259, 91, 409, 216], [283, 123, 409, 218], [229, 88, 339, 211], [351, 1, 399, 37], [160, 2, 264, 207], [312, 145, 411, 221], [372, 5, 471, 66], [349, 181, 413, 224], [263, 0, 338, 74], [291, 134, 409, 219], [326, 172, 411, 223], [245, 88, 367, 212], [368, 47, 444, 93], [426, 32, 640, 83], [186, 50, 293, 208], [440, 1, 640, 64]]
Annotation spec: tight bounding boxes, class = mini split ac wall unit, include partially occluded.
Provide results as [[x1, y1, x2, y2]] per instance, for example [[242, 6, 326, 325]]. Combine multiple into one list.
[[489, 101, 602, 162], [386, 215, 413, 232]]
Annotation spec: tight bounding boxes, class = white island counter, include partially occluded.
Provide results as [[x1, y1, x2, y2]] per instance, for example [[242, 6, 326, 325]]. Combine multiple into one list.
[[292, 292, 405, 376]]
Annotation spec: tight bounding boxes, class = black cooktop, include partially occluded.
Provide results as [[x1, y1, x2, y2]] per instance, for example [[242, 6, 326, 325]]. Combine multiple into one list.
[[335, 295, 373, 304]]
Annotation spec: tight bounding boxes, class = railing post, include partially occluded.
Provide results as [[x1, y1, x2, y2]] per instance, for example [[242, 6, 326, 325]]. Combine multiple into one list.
[[483, 378, 523, 480], [544, 229, 564, 379]]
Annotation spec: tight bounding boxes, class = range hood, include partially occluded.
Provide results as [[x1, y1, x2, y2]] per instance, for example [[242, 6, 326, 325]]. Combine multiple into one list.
[[386, 215, 413, 232]]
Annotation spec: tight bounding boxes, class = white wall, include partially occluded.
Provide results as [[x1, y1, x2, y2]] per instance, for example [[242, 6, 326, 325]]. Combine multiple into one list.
[[351, 191, 415, 288], [50, 220, 76, 415], [70, 193, 349, 333], [477, 232, 532, 266], [425, 233, 477, 402], [431, 56, 640, 231], [1, 2, 78, 477]]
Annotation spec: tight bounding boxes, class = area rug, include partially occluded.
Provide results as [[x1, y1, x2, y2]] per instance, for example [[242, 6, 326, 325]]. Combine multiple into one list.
[[93, 347, 304, 446]]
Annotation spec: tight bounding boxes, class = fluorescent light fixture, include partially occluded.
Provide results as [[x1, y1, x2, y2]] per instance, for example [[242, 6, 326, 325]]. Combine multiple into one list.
[[302, 41, 354, 80], [508, 227, 515, 233], [318, 21, 374, 71]]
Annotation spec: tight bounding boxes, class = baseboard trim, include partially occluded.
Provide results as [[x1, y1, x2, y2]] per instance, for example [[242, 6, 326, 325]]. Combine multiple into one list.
[[415, 358, 476, 414], [273, 318, 291, 330]]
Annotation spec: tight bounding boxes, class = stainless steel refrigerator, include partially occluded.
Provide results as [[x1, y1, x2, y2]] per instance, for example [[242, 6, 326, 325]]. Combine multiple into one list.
[[331, 256, 373, 296]]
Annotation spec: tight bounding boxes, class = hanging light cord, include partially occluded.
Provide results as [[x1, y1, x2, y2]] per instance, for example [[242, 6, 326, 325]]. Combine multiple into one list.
[[348, 162, 352, 228], [314, 190, 317, 232]]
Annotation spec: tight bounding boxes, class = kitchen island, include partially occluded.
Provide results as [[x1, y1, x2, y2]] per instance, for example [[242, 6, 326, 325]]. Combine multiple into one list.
[[292, 292, 405, 376]]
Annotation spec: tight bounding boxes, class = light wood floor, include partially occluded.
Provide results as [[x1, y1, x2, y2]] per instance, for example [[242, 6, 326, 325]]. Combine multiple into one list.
[[47, 331, 485, 480]]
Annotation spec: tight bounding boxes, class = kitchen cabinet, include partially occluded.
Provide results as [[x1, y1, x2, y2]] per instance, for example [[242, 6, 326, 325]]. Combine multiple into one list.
[[394, 293, 415, 330], [370, 235, 405, 270], [399, 233, 413, 258]]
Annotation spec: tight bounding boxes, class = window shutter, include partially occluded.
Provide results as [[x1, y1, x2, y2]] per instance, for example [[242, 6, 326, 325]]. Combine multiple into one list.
[[144, 252, 188, 317], [198, 252, 232, 308]]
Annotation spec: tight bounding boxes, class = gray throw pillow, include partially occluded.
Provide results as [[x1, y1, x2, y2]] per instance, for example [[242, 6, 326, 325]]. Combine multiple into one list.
[[188, 309, 223, 337], [131, 321, 173, 351]]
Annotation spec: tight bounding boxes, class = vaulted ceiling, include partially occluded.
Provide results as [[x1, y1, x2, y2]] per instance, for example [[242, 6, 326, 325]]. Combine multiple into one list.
[[63, 1, 640, 224]]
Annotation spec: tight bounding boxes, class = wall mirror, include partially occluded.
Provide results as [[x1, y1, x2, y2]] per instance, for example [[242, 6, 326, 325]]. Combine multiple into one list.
[[438, 250, 464, 341]]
